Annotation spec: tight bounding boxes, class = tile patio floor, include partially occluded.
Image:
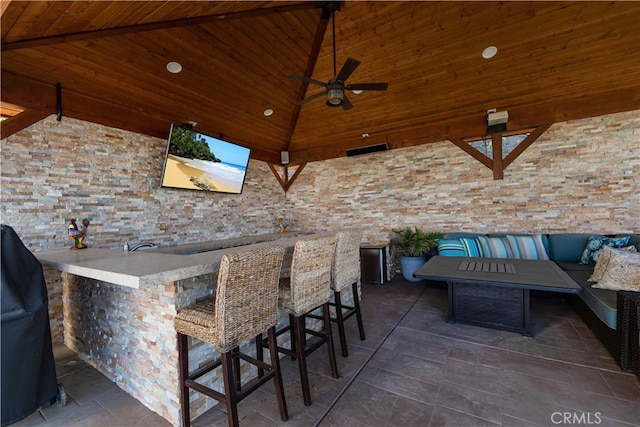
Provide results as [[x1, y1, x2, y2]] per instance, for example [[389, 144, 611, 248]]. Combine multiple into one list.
[[13, 278, 640, 426]]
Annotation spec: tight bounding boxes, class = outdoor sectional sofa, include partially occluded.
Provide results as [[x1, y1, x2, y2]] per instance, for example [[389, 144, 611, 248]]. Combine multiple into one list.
[[437, 232, 640, 379]]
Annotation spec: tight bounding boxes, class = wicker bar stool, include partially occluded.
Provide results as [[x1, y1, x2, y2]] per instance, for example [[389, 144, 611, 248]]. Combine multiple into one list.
[[330, 229, 366, 357], [276, 234, 339, 406], [174, 245, 287, 427], [308, 229, 366, 357]]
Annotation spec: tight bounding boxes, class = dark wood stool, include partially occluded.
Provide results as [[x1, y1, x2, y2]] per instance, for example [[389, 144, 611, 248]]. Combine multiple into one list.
[[275, 235, 339, 406], [174, 245, 287, 427], [308, 229, 366, 357], [330, 229, 366, 356]]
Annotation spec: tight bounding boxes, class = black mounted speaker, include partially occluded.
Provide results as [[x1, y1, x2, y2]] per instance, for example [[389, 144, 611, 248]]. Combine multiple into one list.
[[346, 143, 388, 157]]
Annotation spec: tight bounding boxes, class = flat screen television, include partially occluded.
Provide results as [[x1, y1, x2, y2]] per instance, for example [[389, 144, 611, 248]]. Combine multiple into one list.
[[160, 125, 251, 194]]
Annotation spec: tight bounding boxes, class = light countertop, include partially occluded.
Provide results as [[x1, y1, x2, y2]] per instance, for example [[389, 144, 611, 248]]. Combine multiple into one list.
[[36, 231, 331, 289]]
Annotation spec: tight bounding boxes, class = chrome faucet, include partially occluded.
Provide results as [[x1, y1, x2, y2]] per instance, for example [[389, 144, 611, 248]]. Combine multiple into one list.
[[130, 242, 157, 251]]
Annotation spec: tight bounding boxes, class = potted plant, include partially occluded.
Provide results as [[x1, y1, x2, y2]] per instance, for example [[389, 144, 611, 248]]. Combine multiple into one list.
[[390, 227, 445, 282]]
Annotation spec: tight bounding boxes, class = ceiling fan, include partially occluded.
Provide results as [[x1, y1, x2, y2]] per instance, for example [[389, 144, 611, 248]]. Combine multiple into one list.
[[289, 6, 388, 111]]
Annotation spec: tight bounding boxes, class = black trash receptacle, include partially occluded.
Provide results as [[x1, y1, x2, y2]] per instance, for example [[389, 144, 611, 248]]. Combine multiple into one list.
[[1, 225, 59, 426]]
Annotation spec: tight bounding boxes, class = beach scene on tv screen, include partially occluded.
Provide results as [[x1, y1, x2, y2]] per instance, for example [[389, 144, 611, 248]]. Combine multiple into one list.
[[162, 127, 250, 194]]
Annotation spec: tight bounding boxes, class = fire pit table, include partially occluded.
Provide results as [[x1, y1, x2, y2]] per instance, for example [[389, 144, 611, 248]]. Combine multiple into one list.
[[414, 256, 582, 337]]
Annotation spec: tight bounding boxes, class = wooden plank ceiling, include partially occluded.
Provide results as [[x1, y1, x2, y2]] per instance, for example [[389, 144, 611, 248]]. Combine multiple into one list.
[[2, 1, 639, 165]]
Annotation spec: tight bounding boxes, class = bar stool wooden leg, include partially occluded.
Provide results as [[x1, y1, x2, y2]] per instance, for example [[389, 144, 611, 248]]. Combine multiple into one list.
[[277, 235, 340, 407], [289, 314, 297, 361], [255, 334, 264, 378], [333, 290, 349, 357], [175, 246, 287, 427], [352, 281, 366, 341], [323, 303, 339, 378], [220, 352, 239, 427], [267, 326, 288, 421], [328, 230, 366, 358], [232, 347, 241, 392], [177, 333, 191, 427], [293, 315, 313, 406]]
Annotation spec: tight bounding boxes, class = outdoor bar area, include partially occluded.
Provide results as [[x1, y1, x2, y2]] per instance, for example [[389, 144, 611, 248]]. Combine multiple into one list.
[[36, 231, 351, 426], [2, 2, 639, 426]]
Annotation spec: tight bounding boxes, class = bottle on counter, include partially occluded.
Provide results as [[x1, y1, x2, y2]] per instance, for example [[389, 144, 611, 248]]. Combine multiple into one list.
[[124, 242, 130, 253]]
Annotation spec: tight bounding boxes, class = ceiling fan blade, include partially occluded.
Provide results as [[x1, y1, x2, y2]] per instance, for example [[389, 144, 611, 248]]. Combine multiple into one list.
[[341, 93, 353, 111], [297, 90, 326, 106], [289, 74, 327, 87], [346, 82, 389, 91], [334, 58, 361, 83]]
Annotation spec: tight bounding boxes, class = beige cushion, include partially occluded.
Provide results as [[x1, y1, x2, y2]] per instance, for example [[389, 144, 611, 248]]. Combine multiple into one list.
[[589, 245, 638, 282], [591, 247, 640, 291]]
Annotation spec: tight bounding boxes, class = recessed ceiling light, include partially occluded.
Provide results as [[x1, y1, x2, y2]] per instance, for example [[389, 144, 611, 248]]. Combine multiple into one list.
[[166, 61, 183, 74], [263, 108, 274, 116], [482, 46, 498, 59], [352, 89, 363, 95]]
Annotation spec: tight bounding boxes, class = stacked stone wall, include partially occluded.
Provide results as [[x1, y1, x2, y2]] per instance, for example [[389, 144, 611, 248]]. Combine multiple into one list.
[[2, 110, 637, 425], [2, 112, 637, 252], [285, 110, 640, 244], [1, 116, 286, 251], [2, 110, 638, 342]]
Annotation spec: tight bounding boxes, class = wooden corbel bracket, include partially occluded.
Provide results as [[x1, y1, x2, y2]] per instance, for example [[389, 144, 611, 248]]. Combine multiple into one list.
[[448, 124, 551, 180], [269, 163, 306, 192]]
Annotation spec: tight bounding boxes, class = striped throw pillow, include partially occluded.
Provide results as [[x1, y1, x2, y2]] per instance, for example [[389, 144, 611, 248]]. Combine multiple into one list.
[[477, 236, 514, 259], [459, 237, 484, 257], [437, 239, 466, 256], [506, 234, 549, 260]]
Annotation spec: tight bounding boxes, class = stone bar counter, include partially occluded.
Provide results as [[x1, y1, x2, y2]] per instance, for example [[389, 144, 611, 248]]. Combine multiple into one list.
[[36, 231, 347, 426]]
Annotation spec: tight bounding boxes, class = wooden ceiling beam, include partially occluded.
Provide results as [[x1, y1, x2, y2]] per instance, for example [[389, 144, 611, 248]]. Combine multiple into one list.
[[0, 109, 49, 140], [0, 101, 25, 117], [1, 70, 167, 138], [288, 83, 639, 154], [1, 70, 56, 111], [2, 2, 638, 166], [289, 83, 638, 165], [1, 71, 281, 163], [284, 8, 330, 148], [2, 2, 316, 51]]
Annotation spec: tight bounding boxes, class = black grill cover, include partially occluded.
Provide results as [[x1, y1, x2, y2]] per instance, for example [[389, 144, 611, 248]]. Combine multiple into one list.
[[1, 225, 58, 426]]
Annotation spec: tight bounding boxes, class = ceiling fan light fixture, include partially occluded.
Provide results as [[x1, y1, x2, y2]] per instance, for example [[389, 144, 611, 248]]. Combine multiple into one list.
[[326, 88, 344, 106], [289, 6, 387, 111]]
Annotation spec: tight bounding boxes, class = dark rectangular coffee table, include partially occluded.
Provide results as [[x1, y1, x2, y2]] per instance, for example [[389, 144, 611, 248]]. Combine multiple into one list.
[[413, 256, 582, 337]]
